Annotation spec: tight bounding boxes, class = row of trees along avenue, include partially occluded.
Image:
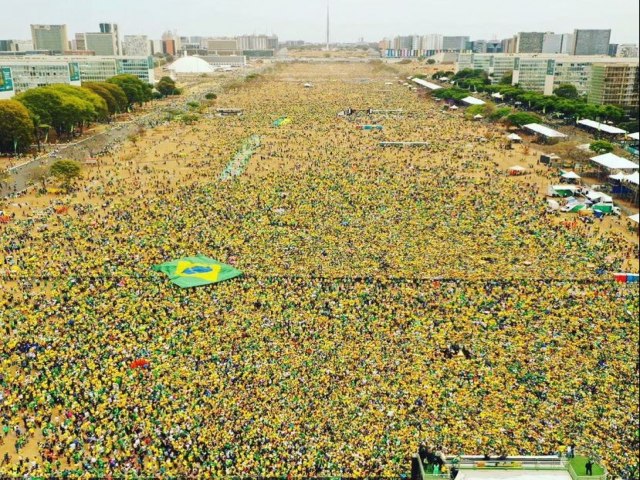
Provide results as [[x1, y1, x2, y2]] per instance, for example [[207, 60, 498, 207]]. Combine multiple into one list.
[[0, 74, 154, 155]]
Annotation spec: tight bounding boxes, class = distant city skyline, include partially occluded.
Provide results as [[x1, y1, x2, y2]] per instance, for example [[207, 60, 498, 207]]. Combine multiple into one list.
[[2, 0, 638, 44]]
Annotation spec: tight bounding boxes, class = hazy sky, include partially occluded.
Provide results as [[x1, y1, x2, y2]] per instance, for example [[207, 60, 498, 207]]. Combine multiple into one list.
[[2, 0, 639, 43]]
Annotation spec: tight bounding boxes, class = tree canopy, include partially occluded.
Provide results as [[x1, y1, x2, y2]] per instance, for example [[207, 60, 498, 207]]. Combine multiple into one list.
[[156, 76, 180, 96], [50, 159, 82, 190], [505, 112, 542, 127], [0, 100, 35, 153], [553, 84, 580, 100], [107, 74, 152, 108], [589, 140, 615, 154]]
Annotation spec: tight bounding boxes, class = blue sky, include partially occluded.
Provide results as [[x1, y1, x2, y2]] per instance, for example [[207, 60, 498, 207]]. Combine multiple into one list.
[[2, 0, 638, 43]]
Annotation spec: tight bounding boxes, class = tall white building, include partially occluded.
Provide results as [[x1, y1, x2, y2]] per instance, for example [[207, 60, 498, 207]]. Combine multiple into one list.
[[617, 44, 639, 58], [123, 35, 151, 57]]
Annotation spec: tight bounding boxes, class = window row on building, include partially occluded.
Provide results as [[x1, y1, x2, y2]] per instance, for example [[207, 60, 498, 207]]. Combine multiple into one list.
[[454, 53, 639, 107], [0, 55, 154, 99]]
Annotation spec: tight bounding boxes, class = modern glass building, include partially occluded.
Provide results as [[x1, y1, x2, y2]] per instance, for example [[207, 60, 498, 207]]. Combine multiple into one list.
[[0, 55, 154, 97]]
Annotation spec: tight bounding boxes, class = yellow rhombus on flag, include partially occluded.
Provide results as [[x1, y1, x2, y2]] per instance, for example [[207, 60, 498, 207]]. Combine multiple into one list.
[[152, 255, 242, 288]]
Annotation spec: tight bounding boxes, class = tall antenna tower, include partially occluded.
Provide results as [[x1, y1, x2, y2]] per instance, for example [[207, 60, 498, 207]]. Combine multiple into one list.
[[326, 0, 330, 50]]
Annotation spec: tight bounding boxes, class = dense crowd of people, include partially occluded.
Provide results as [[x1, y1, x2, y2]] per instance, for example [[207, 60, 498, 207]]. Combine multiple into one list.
[[0, 63, 638, 478]]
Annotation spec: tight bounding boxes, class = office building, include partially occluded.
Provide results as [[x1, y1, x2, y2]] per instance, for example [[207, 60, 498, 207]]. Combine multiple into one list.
[[236, 35, 278, 51], [0, 55, 154, 97], [0, 40, 16, 52], [30, 24, 68, 53], [442, 36, 469, 51], [123, 35, 151, 56], [161, 31, 180, 56], [486, 40, 502, 54], [472, 40, 488, 54], [560, 34, 574, 54], [608, 44, 619, 56], [617, 44, 639, 58], [516, 32, 545, 53], [542, 33, 564, 54], [84, 32, 118, 56], [588, 62, 639, 107], [501, 37, 517, 54], [456, 53, 638, 103], [571, 29, 611, 55], [421, 34, 443, 52], [99, 23, 120, 54], [207, 39, 240, 55]]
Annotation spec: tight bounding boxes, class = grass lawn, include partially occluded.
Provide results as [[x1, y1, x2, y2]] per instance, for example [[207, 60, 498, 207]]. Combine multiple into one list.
[[570, 455, 605, 476]]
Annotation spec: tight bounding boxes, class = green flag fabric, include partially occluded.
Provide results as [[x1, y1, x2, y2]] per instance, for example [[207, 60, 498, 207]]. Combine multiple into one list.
[[152, 255, 242, 288]]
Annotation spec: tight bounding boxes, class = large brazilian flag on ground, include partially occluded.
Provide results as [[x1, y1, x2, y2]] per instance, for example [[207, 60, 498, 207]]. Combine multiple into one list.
[[152, 255, 242, 288]]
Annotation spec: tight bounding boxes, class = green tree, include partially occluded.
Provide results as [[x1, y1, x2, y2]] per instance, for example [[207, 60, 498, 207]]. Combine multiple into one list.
[[589, 140, 615, 154], [505, 112, 542, 127], [107, 74, 152, 108], [156, 76, 180, 96], [426, 59, 436, 65], [17, 87, 94, 138], [0, 100, 35, 154], [48, 84, 108, 123], [50, 159, 82, 191], [489, 107, 513, 121], [83, 82, 118, 116], [100, 82, 128, 113], [205, 92, 217, 100], [553, 84, 579, 100]]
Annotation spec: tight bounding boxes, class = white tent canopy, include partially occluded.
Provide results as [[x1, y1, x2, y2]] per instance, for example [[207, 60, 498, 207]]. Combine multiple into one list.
[[412, 78, 442, 90], [561, 171, 581, 179], [609, 172, 626, 181], [623, 171, 639, 185], [628, 132, 639, 141], [473, 114, 484, 119], [577, 119, 627, 135], [461, 96, 486, 106], [629, 213, 640, 223], [507, 133, 522, 141], [590, 153, 639, 170], [509, 165, 526, 171], [523, 123, 567, 138], [491, 92, 504, 99], [448, 105, 459, 110]]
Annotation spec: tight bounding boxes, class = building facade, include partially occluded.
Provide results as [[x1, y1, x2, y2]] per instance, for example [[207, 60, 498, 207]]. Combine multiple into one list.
[[84, 33, 118, 56], [455, 53, 639, 104], [571, 29, 611, 55], [617, 44, 639, 58], [588, 63, 639, 106], [542, 33, 564, 54], [0, 55, 154, 97], [442, 36, 469, 51], [207, 39, 239, 55], [30, 24, 68, 53], [516, 32, 545, 53], [123, 35, 150, 57], [99, 23, 120, 55]]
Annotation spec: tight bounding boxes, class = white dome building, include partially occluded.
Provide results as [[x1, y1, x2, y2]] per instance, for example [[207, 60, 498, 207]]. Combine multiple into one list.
[[166, 56, 216, 74]]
